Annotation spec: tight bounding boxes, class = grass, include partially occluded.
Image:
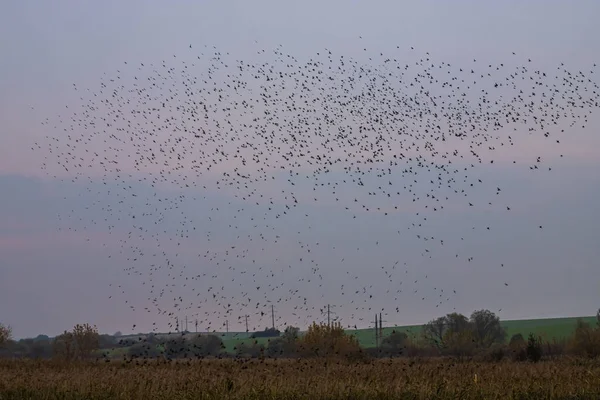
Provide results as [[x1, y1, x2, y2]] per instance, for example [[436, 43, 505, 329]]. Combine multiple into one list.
[[221, 336, 272, 353], [104, 316, 596, 357], [345, 316, 597, 348], [501, 317, 597, 341], [1, 358, 599, 399]]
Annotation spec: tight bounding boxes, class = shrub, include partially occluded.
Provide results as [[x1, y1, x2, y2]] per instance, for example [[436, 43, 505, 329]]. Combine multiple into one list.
[[509, 333, 525, 348], [508, 333, 527, 362], [163, 336, 188, 359], [442, 329, 476, 359], [128, 342, 162, 359], [569, 319, 600, 358], [477, 343, 506, 362], [526, 333, 543, 363], [235, 342, 264, 358], [381, 331, 409, 356], [187, 334, 223, 357], [544, 338, 566, 360], [297, 322, 362, 359]]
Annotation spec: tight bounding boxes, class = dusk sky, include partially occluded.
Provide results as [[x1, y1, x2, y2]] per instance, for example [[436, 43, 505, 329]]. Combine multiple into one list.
[[1, 0, 599, 339]]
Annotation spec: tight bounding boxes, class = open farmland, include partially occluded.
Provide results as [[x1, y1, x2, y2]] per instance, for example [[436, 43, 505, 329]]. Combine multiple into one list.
[[1, 358, 599, 400], [127, 316, 595, 356], [97, 316, 597, 358], [345, 316, 598, 349], [2, 2, 600, 399]]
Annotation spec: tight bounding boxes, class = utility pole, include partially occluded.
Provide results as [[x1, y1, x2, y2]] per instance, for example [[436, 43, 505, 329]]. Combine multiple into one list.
[[176, 316, 179, 333], [271, 305, 275, 330], [195, 319, 198, 333], [379, 313, 388, 345], [185, 316, 188, 332], [321, 304, 337, 327], [245, 315, 249, 334], [225, 320, 229, 335], [374, 314, 379, 349]]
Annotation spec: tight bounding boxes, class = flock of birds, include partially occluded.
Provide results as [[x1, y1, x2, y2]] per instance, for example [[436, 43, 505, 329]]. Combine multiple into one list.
[[34, 44, 599, 339]]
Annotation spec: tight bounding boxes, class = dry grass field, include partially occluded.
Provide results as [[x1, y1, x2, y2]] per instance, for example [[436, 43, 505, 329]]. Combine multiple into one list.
[[1, 358, 599, 399]]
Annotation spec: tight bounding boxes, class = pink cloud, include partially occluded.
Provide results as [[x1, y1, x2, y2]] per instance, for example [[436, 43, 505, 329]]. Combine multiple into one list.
[[0, 230, 114, 252]]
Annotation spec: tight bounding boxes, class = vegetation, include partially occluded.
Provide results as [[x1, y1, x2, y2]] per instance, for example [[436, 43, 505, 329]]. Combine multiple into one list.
[[52, 323, 100, 361], [1, 358, 599, 399], [296, 322, 364, 360], [265, 326, 299, 358], [569, 317, 600, 358], [380, 330, 409, 356], [0, 324, 11, 346], [419, 310, 506, 358], [2, 312, 600, 398], [3, 312, 600, 362]]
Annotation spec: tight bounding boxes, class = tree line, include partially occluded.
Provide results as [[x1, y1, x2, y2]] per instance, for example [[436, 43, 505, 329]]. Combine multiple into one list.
[[1, 309, 599, 362]]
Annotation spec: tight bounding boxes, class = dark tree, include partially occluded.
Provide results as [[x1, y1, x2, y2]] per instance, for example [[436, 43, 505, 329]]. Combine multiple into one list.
[[423, 313, 470, 350], [470, 309, 506, 348], [526, 333, 543, 362], [381, 330, 409, 356], [422, 316, 448, 349], [188, 334, 223, 357], [236, 341, 264, 358]]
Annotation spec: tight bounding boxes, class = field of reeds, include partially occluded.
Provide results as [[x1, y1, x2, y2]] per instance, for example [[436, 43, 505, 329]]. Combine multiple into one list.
[[1, 358, 599, 400]]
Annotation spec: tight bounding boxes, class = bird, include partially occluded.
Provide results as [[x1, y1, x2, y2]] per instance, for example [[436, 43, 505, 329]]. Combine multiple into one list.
[[32, 42, 600, 348]]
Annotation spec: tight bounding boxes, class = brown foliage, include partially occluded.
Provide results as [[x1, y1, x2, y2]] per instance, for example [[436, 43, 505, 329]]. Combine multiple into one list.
[[297, 322, 363, 359], [569, 319, 600, 358], [53, 323, 100, 361], [1, 358, 600, 399], [441, 329, 477, 359]]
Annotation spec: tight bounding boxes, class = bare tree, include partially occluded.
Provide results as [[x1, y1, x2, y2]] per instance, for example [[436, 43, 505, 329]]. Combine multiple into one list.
[[422, 316, 447, 349], [53, 331, 76, 361], [72, 323, 100, 359], [0, 323, 12, 346], [53, 323, 100, 361], [423, 313, 470, 350], [470, 309, 506, 348]]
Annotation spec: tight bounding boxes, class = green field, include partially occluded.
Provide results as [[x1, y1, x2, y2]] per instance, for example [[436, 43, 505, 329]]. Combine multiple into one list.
[[340, 316, 598, 348], [215, 315, 597, 351], [107, 316, 596, 357]]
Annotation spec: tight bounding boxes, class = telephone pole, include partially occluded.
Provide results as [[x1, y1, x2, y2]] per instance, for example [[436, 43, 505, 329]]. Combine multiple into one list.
[[374, 314, 379, 348], [195, 319, 198, 333], [321, 304, 337, 327], [185, 316, 188, 332], [245, 315, 249, 334], [225, 320, 229, 335], [271, 305, 275, 330], [378, 312, 387, 345]]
